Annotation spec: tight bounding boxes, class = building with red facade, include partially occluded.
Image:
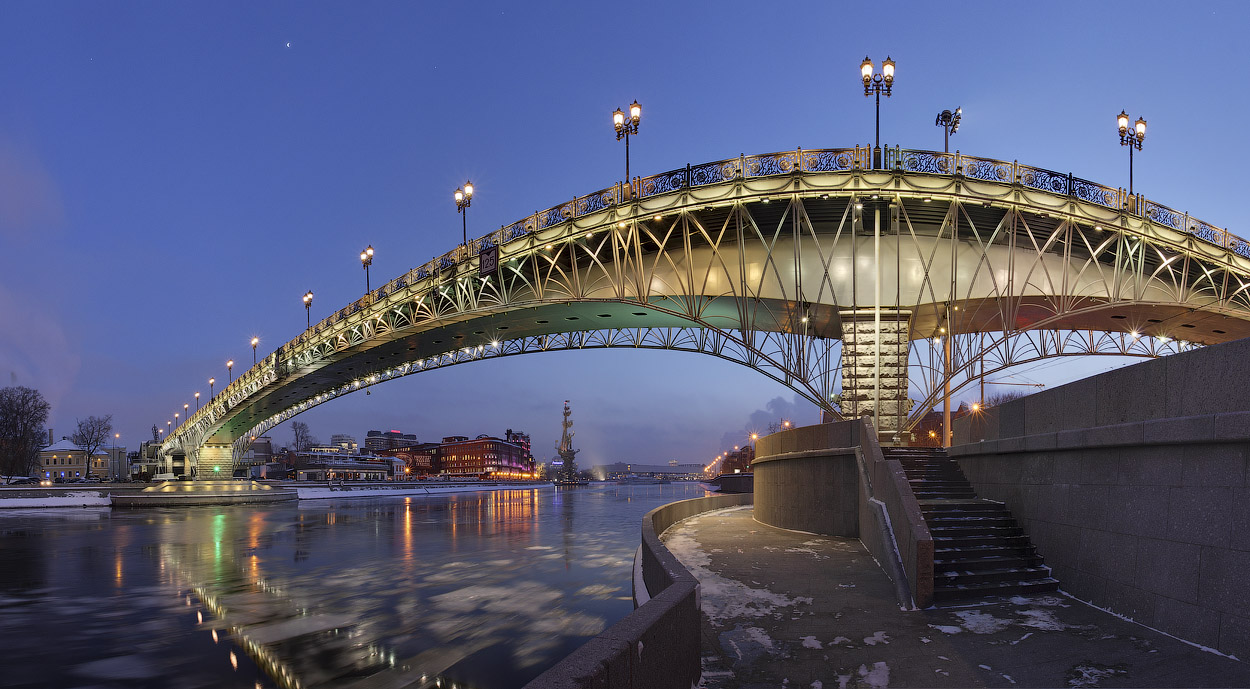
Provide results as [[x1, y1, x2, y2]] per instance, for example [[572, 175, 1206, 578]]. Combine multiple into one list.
[[439, 435, 534, 478], [378, 432, 535, 478]]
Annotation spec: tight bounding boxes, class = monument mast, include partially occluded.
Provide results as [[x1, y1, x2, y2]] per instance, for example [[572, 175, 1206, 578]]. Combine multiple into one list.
[[555, 400, 581, 481]]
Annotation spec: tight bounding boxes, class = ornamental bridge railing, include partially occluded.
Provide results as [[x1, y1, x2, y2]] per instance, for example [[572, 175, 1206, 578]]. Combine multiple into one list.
[[182, 145, 1246, 446]]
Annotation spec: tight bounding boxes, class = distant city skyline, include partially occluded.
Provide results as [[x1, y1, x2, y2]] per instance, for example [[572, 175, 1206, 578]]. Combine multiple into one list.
[[3, 3, 1247, 466]]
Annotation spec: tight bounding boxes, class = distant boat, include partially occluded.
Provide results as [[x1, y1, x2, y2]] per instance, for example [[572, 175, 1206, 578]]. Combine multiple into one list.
[[552, 478, 589, 487]]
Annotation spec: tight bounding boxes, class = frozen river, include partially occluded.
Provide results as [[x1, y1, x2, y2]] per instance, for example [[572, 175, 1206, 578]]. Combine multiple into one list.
[[0, 482, 710, 689]]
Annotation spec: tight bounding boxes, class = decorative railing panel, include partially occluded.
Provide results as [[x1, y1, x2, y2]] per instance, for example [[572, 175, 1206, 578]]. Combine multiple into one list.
[[1019, 165, 1069, 195], [960, 155, 1013, 183], [744, 152, 798, 177], [1146, 201, 1183, 230], [639, 170, 688, 198], [800, 148, 859, 172], [899, 150, 954, 175], [689, 160, 740, 187], [1071, 177, 1119, 208]]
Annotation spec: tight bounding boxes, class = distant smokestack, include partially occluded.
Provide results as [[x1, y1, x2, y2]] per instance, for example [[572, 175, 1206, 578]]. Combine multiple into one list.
[[48, 429, 53, 445]]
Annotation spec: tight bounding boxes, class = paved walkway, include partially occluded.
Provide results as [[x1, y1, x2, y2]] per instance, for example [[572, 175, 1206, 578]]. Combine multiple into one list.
[[661, 506, 1250, 689]]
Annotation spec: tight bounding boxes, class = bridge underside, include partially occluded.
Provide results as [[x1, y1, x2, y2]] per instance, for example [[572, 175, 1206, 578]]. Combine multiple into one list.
[[163, 161, 1250, 464]]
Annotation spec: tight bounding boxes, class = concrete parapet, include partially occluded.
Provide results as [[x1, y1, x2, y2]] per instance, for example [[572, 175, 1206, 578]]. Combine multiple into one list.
[[754, 419, 933, 608], [524, 493, 752, 689]]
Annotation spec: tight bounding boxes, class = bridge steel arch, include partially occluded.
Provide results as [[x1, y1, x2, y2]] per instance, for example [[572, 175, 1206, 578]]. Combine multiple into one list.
[[161, 146, 1250, 473]]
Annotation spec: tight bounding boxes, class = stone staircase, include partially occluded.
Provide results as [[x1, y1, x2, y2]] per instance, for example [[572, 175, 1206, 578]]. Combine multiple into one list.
[[885, 446, 1059, 603]]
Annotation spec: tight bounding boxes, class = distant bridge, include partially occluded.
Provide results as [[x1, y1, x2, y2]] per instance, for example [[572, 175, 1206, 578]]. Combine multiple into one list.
[[161, 145, 1250, 474]]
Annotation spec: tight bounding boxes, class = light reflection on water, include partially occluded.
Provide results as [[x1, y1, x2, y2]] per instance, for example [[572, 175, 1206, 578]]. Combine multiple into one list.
[[0, 482, 709, 688]]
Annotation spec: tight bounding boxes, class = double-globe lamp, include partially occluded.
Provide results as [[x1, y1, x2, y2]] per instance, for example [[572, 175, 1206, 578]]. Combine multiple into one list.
[[1117, 110, 1147, 196], [303, 290, 314, 329], [612, 101, 641, 190], [859, 56, 895, 167]]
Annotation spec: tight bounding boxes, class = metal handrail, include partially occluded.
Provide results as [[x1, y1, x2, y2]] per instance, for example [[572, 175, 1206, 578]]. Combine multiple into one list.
[[173, 146, 1245, 442]]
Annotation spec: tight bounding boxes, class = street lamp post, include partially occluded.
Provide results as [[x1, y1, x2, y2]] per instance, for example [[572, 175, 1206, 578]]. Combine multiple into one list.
[[360, 246, 374, 293], [227, 359, 234, 383], [859, 56, 895, 168], [174, 412, 179, 429], [209, 377, 215, 398], [303, 290, 314, 329], [251, 337, 259, 365], [454, 182, 474, 250], [183, 403, 189, 422], [935, 107, 961, 154], [112, 432, 119, 481], [612, 101, 641, 193], [1117, 110, 1147, 196], [195, 391, 200, 411]]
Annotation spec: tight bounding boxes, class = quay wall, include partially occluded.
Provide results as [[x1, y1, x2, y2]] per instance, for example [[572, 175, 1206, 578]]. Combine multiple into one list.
[[952, 335, 1250, 658], [754, 419, 933, 608], [524, 492, 752, 689]]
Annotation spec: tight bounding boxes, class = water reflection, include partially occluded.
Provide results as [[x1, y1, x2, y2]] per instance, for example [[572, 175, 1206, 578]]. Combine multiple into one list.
[[0, 483, 709, 688]]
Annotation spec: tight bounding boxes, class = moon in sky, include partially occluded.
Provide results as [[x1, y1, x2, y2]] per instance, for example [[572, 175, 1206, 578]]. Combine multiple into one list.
[[285, 42, 291, 48]]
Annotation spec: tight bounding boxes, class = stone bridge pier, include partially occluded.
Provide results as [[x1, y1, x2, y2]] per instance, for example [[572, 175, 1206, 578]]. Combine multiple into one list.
[[195, 444, 233, 479], [840, 310, 912, 445]]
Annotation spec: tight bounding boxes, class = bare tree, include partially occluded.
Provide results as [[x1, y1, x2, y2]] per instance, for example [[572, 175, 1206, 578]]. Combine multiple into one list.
[[0, 386, 50, 480], [71, 415, 113, 480], [291, 421, 317, 452], [984, 390, 1028, 407]]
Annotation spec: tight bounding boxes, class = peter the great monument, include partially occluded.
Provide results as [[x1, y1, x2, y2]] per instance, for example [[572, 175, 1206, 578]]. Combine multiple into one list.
[[146, 67, 1250, 684]]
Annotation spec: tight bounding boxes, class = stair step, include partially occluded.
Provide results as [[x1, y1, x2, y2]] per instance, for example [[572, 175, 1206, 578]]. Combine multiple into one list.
[[921, 499, 1002, 510], [935, 566, 1053, 586], [935, 554, 1045, 570], [932, 577, 1061, 603], [935, 544, 1040, 560], [930, 525, 1024, 538], [933, 534, 1033, 548], [927, 516, 1017, 528]]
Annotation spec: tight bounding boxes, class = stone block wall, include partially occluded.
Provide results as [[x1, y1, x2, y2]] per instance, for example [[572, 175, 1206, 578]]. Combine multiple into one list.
[[951, 335, 1250, 658]]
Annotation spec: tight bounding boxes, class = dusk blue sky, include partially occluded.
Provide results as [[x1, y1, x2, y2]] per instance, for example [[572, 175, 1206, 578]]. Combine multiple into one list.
[[2, 2, 1247, 465]]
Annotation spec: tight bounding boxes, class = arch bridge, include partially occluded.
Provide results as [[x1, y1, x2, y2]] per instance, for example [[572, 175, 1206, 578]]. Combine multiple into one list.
[[161, 145, 1250, 474]]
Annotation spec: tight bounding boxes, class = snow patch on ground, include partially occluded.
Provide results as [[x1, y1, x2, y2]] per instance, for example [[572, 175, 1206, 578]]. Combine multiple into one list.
[[800, 635, 822, 649], [857, 662, 889, 688], [863, 631, 889, 646], [719, 625, 777, 664], [1067, 662, 1128, 687], [665, 524, 810, 625], [954, 610, 1013, 634]]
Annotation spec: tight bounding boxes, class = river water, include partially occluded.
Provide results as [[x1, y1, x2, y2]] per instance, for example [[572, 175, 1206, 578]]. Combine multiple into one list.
[[0, 482, 710, 689]]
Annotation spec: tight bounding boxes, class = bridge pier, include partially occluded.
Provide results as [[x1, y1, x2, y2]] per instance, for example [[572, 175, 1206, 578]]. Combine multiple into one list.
[[840, 310, 911, 445], [195, 444, 233, 479]]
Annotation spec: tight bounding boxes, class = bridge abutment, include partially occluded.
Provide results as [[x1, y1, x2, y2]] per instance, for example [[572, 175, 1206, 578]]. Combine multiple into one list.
[[840, 310, 911, 445], [196, 444, 233, 479]]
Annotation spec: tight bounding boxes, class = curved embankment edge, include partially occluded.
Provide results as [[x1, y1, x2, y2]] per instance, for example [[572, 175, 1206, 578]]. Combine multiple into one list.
[[524, 493, 753, 689]]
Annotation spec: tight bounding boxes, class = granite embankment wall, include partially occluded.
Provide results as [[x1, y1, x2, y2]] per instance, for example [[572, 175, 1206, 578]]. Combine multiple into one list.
[[524, 492, 753, 689], [754, 419, 933, 608], [952, 335, 1250, 657]]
